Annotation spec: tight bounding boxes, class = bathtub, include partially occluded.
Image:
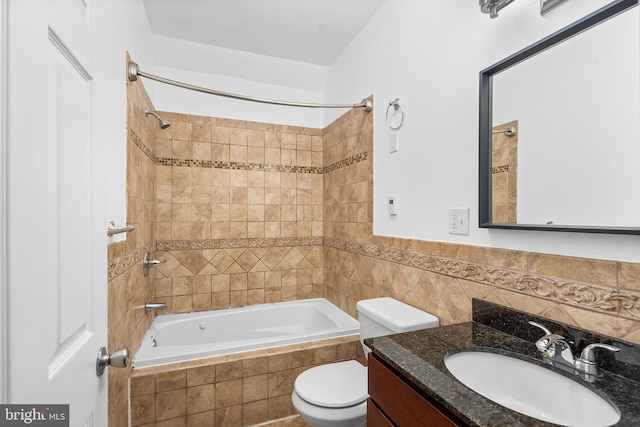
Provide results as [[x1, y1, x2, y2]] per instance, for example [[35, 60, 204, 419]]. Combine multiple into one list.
[[133, 298, 360, 368]]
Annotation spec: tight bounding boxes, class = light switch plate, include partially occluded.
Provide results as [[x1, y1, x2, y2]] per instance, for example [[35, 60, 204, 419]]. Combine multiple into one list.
[[389, 133, 398, 153]]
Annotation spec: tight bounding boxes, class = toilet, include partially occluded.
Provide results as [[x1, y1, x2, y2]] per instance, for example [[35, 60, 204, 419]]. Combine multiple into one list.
[[291, 297, 439, 427]]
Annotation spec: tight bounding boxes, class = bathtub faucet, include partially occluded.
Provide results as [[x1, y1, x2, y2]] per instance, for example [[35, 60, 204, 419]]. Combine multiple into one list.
[[145, 302, 168, 313]]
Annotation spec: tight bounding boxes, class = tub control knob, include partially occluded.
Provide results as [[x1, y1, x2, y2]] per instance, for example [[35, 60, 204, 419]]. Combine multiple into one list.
[[96, 346, 129, 377]]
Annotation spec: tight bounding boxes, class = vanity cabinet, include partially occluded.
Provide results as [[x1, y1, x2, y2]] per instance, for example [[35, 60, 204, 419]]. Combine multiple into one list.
[[368, 354, 462, 427]]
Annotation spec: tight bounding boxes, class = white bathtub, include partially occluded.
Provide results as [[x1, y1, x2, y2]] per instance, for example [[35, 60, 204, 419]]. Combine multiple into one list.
[[133, 298, 360, 368]]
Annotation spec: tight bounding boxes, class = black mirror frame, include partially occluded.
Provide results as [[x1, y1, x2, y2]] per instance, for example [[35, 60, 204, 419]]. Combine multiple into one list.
[[479, 0, 640, 235]]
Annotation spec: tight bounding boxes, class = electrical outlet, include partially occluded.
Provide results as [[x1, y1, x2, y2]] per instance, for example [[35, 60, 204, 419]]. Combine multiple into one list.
[[449, 208, 470, 235]]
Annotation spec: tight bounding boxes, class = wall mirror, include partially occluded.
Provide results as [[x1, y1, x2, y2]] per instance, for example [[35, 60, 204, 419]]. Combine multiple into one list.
[[479, 0, 640, 234]]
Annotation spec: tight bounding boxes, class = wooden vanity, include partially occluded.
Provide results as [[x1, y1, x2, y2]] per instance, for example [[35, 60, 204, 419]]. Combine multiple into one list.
[[368, 354, 462, 427], [364, 299, 640, 426]]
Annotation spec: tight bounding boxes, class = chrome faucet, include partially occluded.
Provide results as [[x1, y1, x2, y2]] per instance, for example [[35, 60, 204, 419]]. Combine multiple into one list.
[[529, 321, 576, 366], [145, 302, 168, 313], [529, 321, 620, 381]]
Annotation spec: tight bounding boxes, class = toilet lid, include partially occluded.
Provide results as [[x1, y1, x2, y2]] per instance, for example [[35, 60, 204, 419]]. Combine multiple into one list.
[[294, 360, 368, 408]]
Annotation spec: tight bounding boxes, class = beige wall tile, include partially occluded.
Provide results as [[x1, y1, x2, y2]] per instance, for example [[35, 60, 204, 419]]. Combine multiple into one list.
[[216, 405, 242, 426], [216, 379, 243, 408], [156, 389, 187, 421], [187, 384, 215, 414], [528, 253, 617, 286]]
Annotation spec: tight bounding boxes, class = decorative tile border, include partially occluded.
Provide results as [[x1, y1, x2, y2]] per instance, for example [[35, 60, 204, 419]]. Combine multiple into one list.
[[130, 129, 368, 175], [108, 246, 151, 280], [492, 165, 509, 174], [156, 157, 324, 174], [130, 129, 156, 163], [324, 152, 368, 174], [323, 237, 640, 319], [156, 237, 323, 251]]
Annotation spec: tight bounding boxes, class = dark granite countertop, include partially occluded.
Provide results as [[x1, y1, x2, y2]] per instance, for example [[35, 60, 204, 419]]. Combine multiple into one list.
[[365, 301, 640, 427]]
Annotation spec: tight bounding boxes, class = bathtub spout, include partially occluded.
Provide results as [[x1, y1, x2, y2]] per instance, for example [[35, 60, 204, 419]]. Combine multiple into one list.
[[145, 302, 168, 313]]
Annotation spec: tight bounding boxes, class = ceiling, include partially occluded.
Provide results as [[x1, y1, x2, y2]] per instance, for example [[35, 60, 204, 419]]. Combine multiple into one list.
[[142, 0, 388, 66]]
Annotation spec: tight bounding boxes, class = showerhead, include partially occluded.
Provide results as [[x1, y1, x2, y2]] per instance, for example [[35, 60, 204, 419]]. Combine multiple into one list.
[[145, 109, 171, 129]]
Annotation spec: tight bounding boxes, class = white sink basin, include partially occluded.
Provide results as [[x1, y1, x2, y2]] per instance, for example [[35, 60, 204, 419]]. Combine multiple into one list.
[[445, 351, 620, 427]]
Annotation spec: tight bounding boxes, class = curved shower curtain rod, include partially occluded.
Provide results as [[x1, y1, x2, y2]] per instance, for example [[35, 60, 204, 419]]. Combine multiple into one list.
[[127, 61, 373, 112]]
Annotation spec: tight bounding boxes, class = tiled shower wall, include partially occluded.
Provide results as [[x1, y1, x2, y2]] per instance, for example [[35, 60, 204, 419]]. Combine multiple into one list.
[[106, 60, 158, 427], [151, 112, 326, 312], [491, 119, 518, 223]]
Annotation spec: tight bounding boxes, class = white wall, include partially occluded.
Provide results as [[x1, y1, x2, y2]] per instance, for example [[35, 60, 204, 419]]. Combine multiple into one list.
[[324, 0, 640, 262], [146, 36, 329, 128], [97, 0, 156, 242], [148, 65, 325, 128]]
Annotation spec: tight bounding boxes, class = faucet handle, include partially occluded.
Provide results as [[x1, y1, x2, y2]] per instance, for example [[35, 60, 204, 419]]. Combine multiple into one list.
[[579, 343, 620, 363], [529, 321, 552, 335], [528, 321, 571, 359]]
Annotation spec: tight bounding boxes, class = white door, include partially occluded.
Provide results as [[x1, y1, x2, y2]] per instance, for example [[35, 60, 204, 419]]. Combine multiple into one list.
[[6, 0, 108, 425]]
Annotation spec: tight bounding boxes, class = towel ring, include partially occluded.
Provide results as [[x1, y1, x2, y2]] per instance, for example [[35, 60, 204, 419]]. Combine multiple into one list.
[[386, 98, 405, 130]]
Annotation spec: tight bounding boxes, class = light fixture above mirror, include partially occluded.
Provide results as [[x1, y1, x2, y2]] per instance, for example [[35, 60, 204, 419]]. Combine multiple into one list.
[[541, 0, 571, 15]]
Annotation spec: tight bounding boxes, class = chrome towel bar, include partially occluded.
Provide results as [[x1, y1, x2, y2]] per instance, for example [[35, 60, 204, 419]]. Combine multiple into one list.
[[107, 221, 135, 236]]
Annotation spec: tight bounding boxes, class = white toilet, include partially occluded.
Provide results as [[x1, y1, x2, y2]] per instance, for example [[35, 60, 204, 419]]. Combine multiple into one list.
[[291, 297, 439, 427]]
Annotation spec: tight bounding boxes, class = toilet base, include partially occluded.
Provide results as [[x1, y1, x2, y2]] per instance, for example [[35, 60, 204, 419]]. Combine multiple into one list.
[[292, 391, 367, 427]]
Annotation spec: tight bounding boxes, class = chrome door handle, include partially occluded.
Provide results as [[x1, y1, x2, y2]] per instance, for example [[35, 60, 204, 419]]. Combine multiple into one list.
[[96, 347, 129, 377]]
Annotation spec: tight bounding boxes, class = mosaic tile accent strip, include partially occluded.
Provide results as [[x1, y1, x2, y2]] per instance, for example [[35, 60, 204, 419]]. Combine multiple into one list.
[[156, 157, 324, 174], [492, 165, 509, 174], [324, 152, 368, 174], [130, 129, 156, 163], [156, 237, 324, 251], [130, 128, 367, 175], [323, 237, 640, 319], [108, 245, 152, 280]]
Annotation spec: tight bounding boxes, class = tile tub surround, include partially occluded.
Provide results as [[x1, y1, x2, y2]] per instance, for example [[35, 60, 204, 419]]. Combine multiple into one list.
[[129, 335, 363, 426], [365, 300, 640, 426]]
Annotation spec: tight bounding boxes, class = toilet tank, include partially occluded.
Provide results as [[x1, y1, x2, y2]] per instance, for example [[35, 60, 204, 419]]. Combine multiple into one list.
[[357, 297, 439, 354]]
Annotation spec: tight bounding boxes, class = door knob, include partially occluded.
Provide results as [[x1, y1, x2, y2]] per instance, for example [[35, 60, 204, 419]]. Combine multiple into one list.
[[96, 346, 129, 376]]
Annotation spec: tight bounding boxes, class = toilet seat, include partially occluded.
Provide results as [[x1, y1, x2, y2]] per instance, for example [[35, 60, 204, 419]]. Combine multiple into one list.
[[294, 360, 368, 408]]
